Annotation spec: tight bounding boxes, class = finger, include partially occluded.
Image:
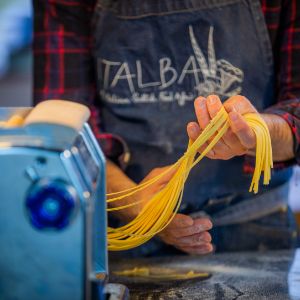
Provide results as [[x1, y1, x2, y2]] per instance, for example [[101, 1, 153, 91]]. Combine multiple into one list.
[[212, 125, 248, 157], [209, 140, 235, 159], [163, 232, 210, 247], [203, 133, 235, 160], [175, 232, 212, 246], [194, 96, 210, 130], [168, 225, 207, 239], [161, 218, 212, 245], [168, 217, 212, 237], [193, 217, 213, 230], [229, 111, 256, 149], [204, 94, 234, 155], [224, 95, 257, 115], [178, 243, 213, 255], [167, 214, 194, 228], [187, 122, 201, 140], [222, 129, 245, 154], [200, 96, 246, 155], [194, 96, 230, 158], [187, 122, 214, 157], [168, 220, 212, 239], [206, 95, 223, 119]]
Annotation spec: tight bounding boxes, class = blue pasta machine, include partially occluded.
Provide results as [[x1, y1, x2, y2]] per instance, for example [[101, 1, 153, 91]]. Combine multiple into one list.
[[0, 100, 127, 300]]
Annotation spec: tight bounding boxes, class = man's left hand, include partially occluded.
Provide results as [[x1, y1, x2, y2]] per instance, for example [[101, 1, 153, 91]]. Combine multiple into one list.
[[187, 94, 258, 160]]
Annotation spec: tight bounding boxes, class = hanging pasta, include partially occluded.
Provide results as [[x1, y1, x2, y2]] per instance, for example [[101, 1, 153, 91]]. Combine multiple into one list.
[[107, 107, 273, 251]]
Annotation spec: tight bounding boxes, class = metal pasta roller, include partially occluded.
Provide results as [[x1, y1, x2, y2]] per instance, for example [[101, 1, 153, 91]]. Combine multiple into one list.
[[0, 100, 128, 300]]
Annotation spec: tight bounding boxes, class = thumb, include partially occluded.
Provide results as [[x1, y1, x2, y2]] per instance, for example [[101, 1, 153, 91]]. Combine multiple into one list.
[[229, 111, 256, 149]]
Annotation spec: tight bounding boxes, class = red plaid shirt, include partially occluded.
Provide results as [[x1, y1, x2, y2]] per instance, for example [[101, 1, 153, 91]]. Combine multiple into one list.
[[33, 0, 300, 168]]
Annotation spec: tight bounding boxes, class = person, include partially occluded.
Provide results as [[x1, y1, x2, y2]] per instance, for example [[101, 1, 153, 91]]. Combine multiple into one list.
[[33, 0, 300, 256]]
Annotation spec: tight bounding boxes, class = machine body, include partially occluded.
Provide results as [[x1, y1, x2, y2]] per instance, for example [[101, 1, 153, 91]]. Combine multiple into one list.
[[0, 104, 108, 300]]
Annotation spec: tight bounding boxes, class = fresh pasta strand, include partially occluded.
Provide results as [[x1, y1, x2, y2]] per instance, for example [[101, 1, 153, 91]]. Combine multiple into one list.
[[113, 267, 210, 280], [107, 107, 273, 251]]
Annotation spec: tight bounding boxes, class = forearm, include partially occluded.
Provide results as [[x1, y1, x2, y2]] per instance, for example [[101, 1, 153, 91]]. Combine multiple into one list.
[[106, 160, 139, 220], [261, 113, 294, 162]]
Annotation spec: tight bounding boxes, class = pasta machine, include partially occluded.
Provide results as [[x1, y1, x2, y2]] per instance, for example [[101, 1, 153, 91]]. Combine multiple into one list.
[[0, 101, 128, 300]]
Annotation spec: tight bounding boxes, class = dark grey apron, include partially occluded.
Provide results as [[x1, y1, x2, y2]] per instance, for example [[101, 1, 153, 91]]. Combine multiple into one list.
[[93, 0, 297, 255]]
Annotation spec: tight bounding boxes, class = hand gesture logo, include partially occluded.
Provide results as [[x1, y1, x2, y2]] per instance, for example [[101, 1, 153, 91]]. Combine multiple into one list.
[[189, 26, 244, 98]]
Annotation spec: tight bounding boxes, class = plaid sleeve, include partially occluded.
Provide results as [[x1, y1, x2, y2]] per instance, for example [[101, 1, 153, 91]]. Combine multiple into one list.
[[33, 0, 96, 104], [33, 0, 129, 167], [89, 107, 131, 168], [264, 0, 300, 165]]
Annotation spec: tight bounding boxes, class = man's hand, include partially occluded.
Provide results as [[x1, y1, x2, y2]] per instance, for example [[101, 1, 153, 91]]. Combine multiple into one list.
[[187, 94, 257, 160], [107, 163, 214, 255], [130, 165, 177, 217], [186, 94, 294, 161], [136, 167, 214, 255], [159, 214, 213, 255], [107, 163, 177, 220]]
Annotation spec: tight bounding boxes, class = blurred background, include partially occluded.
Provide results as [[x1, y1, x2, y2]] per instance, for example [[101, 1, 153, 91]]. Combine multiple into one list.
[[0, 0, 299, 222], [0, 0, 32, 107]]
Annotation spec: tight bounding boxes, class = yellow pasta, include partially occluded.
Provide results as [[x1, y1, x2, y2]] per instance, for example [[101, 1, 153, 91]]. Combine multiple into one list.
[[0, 115, 24, 128], [114, 267, 209, 280], [106, 107, 273, 251], [1, 107, 272, 252], [5, 115, 24, 127]]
